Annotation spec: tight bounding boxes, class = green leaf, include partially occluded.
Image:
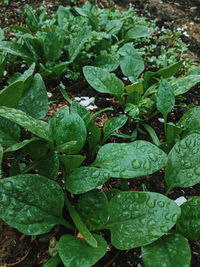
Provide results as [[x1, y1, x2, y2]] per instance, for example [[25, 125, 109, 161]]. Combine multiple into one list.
[[125, 26, 153, 39], [18, 73, 48, 119], [119, 43, 144, 79], [14, 63, 35, 82], [0, 106, 52, 141], [5, 137, 39, 153], [51, 107, 86, 154], [156, 80, 175, 118], [0, 117, 20, 147], [125, 82, 143, 95], [58, 234, 107, 267], [93, 141, 167, 178], [65, 167, 111, 194], [165, 134, 200, 190], [94, 54, 119, 72], [142, 233, 191, 267], [106, 191, 180, 249], [83, 66, 124, 96], [0, 144, 3, 178], [0, 174, 67, 235], [44, 30, 63, 62], [103, 115, 128, 142], [43, 255, 62, 267], [177, 106, 200, 136], [60, 155, 85, 175], [0, 81, 24, 108], [106, 19, 123, 35], [77, 190, 108, 230], [176, 197, 200, 240], [172, 75, 200, 96], [23, 139, 49, 160], [37, 151, 59, 179]]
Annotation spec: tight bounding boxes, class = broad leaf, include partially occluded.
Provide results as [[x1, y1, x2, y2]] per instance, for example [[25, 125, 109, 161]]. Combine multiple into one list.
[[37, 151, 59, 179], [106, 191, 180, 249], [93, 141, 167, 178], [83, 66, 124, 96], [60, 155, 85, 175], [0, 81, 24, 108], [0, 174, 67, 235], [165, 134, 200, 190], [0, 106, 52, 141], [77, 190, 108, 230], [58, 234, 107, 267], [126, 26, 153, 39], [176, 197, 200, 240], [172, 75, 200, 96], [94, 54, 119, 72], [106, 19, 123, 35], [5, 137, 39, 153], [142, 233, 191, 267], [103, 115, 127, 142], [44, 30, 63, 62], [0, 117, 20, 147], [65, 167, 111, 194]]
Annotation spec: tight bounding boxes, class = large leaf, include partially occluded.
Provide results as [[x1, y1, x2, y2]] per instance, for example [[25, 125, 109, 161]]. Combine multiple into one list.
[[142, 233, 191, 267], [65, 167, 111, 194], [172, 75, 200, 96], [51, 107, 86, 154], [0, 117, 20, 147], [60, 155, 85, 175], [106, 191, 180, 249], [176, 197, 200, 240], [94, 54, 119, 72], [0, 174, 67, 235], [58, 234, 107, 267], [0, 106, 52, 141], [0, 81, 24, 108], [5, 137, 39, 153], [125, 26, 153, 39], [44, 29, 63, 62], [18, 73, 48, 119], [37, 151, 59, 179], [165, 134, 200, 190], [93, 141, 167, 178], [77, 190, 109, 230], [83, 66, 124, 96], [119, 43, 144, 79]]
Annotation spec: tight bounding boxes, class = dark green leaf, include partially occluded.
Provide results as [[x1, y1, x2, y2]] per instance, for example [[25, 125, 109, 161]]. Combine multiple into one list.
[[172, 75, 200, 96], [23, 139, 49, 159], [5, 137, 39, 153], [106, 191, 180, 249], [0, 81, 24, 108], [94, 54, 119, 72], [0, 144, 3, 178], [37, 151, 59, 179], [106, 20, 123, 35], [0, 117, 20, 147], [44, 30, 63, 62], [43, 255, 62, 267], [60, 155, 85, 175]]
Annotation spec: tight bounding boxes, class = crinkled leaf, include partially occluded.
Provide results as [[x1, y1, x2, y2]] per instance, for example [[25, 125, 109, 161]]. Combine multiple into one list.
[[106, 191, 181, 249], [165, 134, 200, 190], [103, 115, 127, 141], [172, 75, 200, 96], [51, 107, 86, 154], [58, 234, 107, 267], [18, 73, 48, 119], [0, 81, 24, 108], [176, 197, 200, 240], [77, 190, 108, 230], [60, 155, 85, 175], [0, 174, 66, 235], [156, 80, 175, 118], [65, 167, 111, 194], [0, 117, 20, 147], [126, 26, 153, 39], [93, 141, 167, 178], [83, 66, 124, 96], [119, 43, 144, 79], [142, 233, 191, 267], [0, 106, 52, 141], [37, 151, 59, 179]]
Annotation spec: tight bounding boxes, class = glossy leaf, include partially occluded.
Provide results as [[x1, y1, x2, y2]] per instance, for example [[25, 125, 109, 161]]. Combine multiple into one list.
[[0, 117, 20, 147], [93, 141, 167, 178], [0, 81, 24, 108], [156, 80, 175, 118], [37, 151, 59, 179], [106, 191, 181, 249], [119, 43, 144, 79], [77, 190, 109, 230], [83, 66, 124, 96], [142, 233, 191, 267], [0, 106, 52, 141], [65, 167, 111, 194], [58, 234, 107, 267], [172, 75, 200, 96], [60, 155, 85, 175], [0, 174, 68, 235], [176, 197, 200, 240], [165, 134, 200, 190]]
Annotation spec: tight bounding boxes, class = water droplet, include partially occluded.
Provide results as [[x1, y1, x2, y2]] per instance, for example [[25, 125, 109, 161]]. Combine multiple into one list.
[[172, 213, 178, 223], [181, 159, 185, 165], [157, 201, 165, 207], [91, 171, 100, 178], [149, 153, 157, 162], [195, 167, 200, 176], [147, 219, 156, 226], [147, 199, 155, 208], [112, 165, 121, 172], [185, 161, 192, 168], [193, 147, 199, 154], [132, 159, 141, 169], [180, 141, 187, 149], [187, 173, 193, 178], [160, 226, 168, 233], [3, 181, 13, 191], [1, 195, 10, 206], [143, 160, 150, 170], [174, 145, 180, 153]]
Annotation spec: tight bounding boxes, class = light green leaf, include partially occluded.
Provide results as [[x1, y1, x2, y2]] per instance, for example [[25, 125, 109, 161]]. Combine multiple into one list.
[[126, 26, 153, 39], [172, 75, 200, 96], [106, 20, 123, 35], [15, 63, 35, 82], [0, 174, 67, 235], [103, 115, 127, 142], [106, 191, 181, 249], [142, 233, 191, 267], [176, 197, 200, 240], [83, 66, 124, 96], [58, 234, 107, 267], [65, 167, 111, 194], [165, 134, 200, 190], [94, 54, 119, 72], [0, 81, 24, 108], [0, 106, 52, 141], [44, 30, 63, 62], [93, 141, 167, 178]]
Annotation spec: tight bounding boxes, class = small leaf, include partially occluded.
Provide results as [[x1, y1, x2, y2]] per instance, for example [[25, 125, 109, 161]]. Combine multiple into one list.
[[142, 233, 191, 267], [65, 167, 111, 194], [126, 26, 153, 39], [156, 80, 175, 118], [43, 255, 62, 267], [176, 197, 200, 240], [93, 141, 167, 178], [77, 190, 109, 230], [106, 191, 181, 249], [0, 106, 52, 141], [165, 134, 200, 190], [83, 66, 124, 96], [106, 20, 123, 35], [58, 234, 107, 267], [0, 174, 67, 235]]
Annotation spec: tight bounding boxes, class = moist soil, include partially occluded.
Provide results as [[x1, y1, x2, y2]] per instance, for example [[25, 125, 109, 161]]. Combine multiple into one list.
[[0, 0, 200, 266]]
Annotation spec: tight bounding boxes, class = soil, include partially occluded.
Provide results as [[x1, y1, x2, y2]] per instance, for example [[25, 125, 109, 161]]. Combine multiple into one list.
[[0, 0, 200, 266]]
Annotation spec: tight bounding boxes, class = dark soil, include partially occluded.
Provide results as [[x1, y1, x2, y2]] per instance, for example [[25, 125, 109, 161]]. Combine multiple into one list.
[[0, 0, 200, 266]]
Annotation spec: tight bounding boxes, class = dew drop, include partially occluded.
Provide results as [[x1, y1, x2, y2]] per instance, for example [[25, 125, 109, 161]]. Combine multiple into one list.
[[160, 226, 168, 233], [91, 171, 100, 178], [180, 141, 187, 149], [147, 199, 155, 208], [193, 147, 199, 154], [1, 195, 10, 206], [147, 219, 156, 226], [149, 153, 157, 162], [132, 159, 141, 169], [187, 173, 193, 178], [195, 167, 200, 176], [157, 201, 165, 207], [172, 213, 178, 223], [3, 181, 13, 191], [143, 160, 150, 170]]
